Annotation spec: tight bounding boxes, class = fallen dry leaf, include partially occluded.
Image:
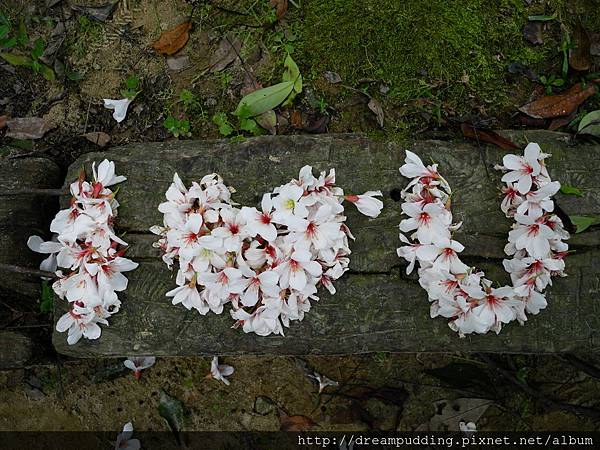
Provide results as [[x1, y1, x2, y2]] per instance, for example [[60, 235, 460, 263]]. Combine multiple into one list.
[[279, 414, 317, 432], [166, 55, 190, 72], [0, 115, 7, 130], [71, 3, 117, 22], [255, 110, 277, 135], [519, 81, 598, 119], [290, 110, 303, 129], [269, 0, 288, 20], [460, 123, 519, 150], [152, 22, 192, 56], [209, 36, 241, 73], [569, 22, 591, 71], [82, 131, 111, 147], [324, 71, 342, 84], [548, 111, 577, 131], [6, 117, 52, 139], [368, 98, 384, 128]]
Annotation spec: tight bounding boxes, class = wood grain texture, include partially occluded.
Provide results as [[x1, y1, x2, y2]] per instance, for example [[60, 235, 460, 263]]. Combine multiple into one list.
[[0, 331, 32, 369], [53, 132, 600, 356], [0, 157, 61, 297]]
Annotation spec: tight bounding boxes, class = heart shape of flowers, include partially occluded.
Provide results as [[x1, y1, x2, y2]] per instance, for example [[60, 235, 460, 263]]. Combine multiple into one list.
[[397, 143, 569, 336], [151, 166, 384, 336], [28, 160, 138, 345]]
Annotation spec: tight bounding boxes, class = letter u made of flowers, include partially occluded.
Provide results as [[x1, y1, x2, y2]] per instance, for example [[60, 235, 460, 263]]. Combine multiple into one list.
[[397, 143, 569, 336], [151, 166, 384, 337], [28, 160, 138, 345]]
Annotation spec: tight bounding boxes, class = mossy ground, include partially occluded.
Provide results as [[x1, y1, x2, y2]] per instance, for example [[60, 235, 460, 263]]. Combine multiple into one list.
[[3, 0, 599, 156]]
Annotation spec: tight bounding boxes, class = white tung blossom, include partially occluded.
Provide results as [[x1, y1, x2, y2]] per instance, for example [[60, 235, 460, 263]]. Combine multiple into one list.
[[28, 160, 138, 345], [397, 143, 569, 337], [151, 166, 383, 336]]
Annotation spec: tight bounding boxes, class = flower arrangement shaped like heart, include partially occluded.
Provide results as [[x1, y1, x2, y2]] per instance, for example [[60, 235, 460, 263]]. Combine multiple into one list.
[[151, 166, 384, 336], [28, 160, 138, 345], [397, 143, 570, 336]]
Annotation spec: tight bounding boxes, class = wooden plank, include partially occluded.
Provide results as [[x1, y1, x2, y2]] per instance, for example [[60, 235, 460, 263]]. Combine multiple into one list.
[[0, 331, 32, 369], [0, 157, 62, 297], [53, 132, 600, 356]]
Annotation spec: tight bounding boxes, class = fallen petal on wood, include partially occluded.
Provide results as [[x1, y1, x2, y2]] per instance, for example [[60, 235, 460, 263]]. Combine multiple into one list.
[[152, 22, 192, 56], [519, 81, 598, 119], [6, 117, 52, 139]]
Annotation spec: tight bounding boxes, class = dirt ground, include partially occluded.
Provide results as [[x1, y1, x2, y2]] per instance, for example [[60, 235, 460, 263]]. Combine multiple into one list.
[[2, 0, 600, 435], [2, 354, 600, 432]]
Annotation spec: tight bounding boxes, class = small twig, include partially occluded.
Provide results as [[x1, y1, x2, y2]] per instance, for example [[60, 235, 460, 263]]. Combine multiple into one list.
[[0, 188, 65, 197], [0, 263, 55, 279], [480, 354, 600, 420]]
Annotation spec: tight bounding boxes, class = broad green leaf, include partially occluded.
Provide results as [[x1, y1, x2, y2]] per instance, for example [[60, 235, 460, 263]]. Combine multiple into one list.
[[527, 15, 555, 21], [560, 185, 583, 197], [282, 54, 302, 93], [0, 52, 32, 66], [16, 20, 28, 46], [234, 81, 294, 118], [0, 24, 9, 39], [31, 37, 44, 59], [571, 215, 600, 234], [578, 110, 600, 137], [39, 63, 55, 81], [0, 36, 17, 49]]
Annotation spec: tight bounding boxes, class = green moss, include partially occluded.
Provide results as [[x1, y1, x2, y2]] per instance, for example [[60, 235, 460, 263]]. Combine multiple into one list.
[[296, 0, 564, 111]]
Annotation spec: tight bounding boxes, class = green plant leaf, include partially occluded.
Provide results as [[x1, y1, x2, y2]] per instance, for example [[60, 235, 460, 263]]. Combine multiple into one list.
[[163, 116, 176, 130], [560, 185, 583, 197], [527, 15, 555, 21], [126, 75, 140, 90], [0, 52, 32, 66], [578, 110, 600, 137], [239, 117, 263, 135], [282, 54, 302, 93], [234, 81, 294, 118], [31, 37, 44, 59], [65, 67, 83, 81], [0, 24, 9, 40], [39, 63, 55, 81], [158, 390, 185, 446], [0, 36, 17, 49], [570, 215, 600, 233], [16, 20, 28, 46], [40, 280, 53, 314], [212, 112, 234, 136]]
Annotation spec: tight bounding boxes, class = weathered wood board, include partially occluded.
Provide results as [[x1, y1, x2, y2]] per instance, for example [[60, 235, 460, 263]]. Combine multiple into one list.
[[53, 132, 600, 356], [0, 157, 61, 297]]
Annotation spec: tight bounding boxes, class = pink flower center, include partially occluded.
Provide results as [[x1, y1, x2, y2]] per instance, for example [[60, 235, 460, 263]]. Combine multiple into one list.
[[260, 213, 271, 225]]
